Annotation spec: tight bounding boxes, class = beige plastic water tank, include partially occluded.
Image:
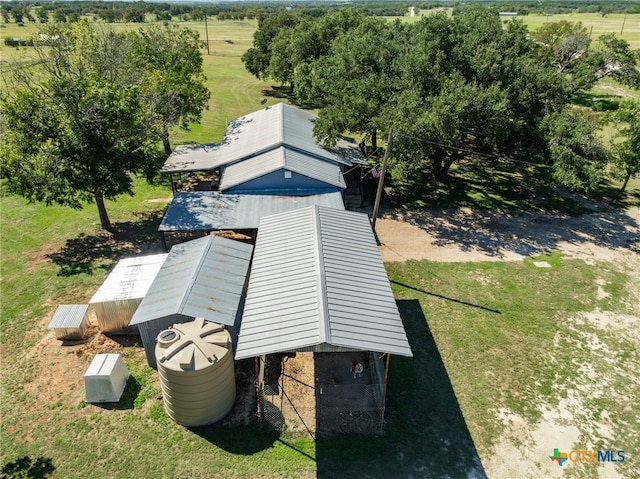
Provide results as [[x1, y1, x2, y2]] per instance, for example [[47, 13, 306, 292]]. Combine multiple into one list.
[[155, 317, 235, 426]]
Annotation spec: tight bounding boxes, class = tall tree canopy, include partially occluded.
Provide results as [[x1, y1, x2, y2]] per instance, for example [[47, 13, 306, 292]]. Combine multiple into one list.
[[532, 21, 640, 93], [295, 9, 571, 181], [1, 21, 209, 230], [295, 16, 406, 152], [128, 23, 210, 157], [241, 10, 301, 81], [607, 100, 640, 193]]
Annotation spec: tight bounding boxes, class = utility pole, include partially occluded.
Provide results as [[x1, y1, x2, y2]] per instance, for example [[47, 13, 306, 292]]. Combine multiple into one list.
[[204, 14, 210, 55], [371, 128, 393, 232]]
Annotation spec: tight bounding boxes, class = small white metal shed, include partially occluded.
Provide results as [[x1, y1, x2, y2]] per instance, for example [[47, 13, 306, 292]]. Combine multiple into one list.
[[48, 304, 91, 340], [84, 353, 130, 403], [89, 254, 168, 334]]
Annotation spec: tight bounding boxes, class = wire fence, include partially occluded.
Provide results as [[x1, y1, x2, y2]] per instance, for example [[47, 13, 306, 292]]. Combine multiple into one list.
[[259, 352, 387, 437]]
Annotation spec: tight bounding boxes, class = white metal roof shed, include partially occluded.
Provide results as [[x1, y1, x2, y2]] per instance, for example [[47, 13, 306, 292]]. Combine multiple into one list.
[[90, 254, 169, 304], [235, 206, 413, 360], [160, 103, 366, 174], [219, 146, 346, 192], [89, 254, 169, 333]]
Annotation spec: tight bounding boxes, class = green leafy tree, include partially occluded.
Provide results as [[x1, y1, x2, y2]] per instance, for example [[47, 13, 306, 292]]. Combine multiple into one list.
[[532, 21, 591, 74], [242, 10, 301, 80], [295, 16, 405, 152], [607, 100, 640, 192], [52, 9, 67, 23], [268, 9, 365, 91], [533, 22, 640, 92], [0, 22, 161, 231], [541, 110, 608, 192], [128, 23, 210, 157], [299, 9, 568, 180], [34, 6, 49, 23]]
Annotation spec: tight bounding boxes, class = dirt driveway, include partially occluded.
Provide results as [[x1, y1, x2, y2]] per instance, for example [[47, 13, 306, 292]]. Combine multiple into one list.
[[373, 202, 640, 479]]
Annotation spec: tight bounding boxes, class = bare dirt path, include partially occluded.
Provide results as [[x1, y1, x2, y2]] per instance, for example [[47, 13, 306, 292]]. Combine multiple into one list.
[[375, 205, 639, 265]]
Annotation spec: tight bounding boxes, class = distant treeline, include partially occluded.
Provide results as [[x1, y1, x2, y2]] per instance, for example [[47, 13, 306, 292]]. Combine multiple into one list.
[[1, 1, 639, 25]]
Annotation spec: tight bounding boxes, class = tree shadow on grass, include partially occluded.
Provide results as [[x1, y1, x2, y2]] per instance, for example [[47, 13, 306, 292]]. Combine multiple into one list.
[[571, 91, 621, 111], [47, 211, 166, 276], [316, 299, 487, 479], [0, 456, 55, 479]]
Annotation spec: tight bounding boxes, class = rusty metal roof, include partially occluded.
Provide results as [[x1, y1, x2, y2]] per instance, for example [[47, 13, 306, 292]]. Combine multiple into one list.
[[129, 235, 253, 327]]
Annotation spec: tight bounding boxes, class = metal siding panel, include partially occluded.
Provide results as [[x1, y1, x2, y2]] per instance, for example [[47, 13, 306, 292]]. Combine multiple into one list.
[[220, 147, 345, 192], [140, 315, 185, 369]]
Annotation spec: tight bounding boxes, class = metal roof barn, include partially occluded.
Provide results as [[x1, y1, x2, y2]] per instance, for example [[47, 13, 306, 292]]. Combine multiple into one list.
[[48, 304, 90, 340], [129, 235, 253, 368], [158, 191, 344, 233], [234, 205, 413, 360], [89, 254, 168, 334], [160, 103, 366, 174], [219, 146, 346, 194]]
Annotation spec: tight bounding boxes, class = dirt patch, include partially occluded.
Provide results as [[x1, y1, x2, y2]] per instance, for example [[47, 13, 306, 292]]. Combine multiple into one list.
[[375, 206, 640, 264], [23, 322, 135, 407], [262, 352, 316, 435]]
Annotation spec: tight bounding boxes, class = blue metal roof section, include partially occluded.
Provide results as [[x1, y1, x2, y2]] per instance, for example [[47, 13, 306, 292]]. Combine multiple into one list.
[[129, 235, 253, 327], [160, 103, 366, 173], [158, 191, 344, 232], [219, 146, 346, 192], [235, 206, 413, 359]]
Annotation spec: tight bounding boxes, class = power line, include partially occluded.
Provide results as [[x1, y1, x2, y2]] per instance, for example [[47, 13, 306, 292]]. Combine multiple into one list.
[[392, 132, 554, 169]]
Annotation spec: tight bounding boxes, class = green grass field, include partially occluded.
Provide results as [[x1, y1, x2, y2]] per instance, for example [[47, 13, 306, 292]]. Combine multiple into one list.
[[2, 11, 640, 479]]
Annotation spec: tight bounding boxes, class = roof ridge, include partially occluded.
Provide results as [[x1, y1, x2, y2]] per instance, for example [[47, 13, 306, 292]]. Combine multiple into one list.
[[178, 236, 213, 314], [313, 205, 331, 345]]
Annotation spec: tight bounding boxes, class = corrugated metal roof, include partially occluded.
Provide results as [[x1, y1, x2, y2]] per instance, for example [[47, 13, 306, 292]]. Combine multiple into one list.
[[219, 147, 346, 191], [235, 206, 412, 359], [129, 235, 253, 327], [158, 191, 344, 232], [89, 254, 168, 303], [160, 144, 218, 173], [48, 304, 89, 329], [160, 103, 365, 173]]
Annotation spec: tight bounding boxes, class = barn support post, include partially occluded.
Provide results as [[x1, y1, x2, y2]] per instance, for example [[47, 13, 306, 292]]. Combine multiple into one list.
[[379, 353, 391, 432], [159, 232, 168, 253], [371, 128, 393, 232], [255, 356, 264, 423]]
